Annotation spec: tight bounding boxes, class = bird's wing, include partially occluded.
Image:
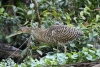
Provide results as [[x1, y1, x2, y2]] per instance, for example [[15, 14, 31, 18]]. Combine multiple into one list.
[[48, 25, 79, 43]]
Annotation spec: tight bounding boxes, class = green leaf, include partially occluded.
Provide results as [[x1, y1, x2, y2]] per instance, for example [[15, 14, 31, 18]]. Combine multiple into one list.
[[89, 33, 93, 41], [71, 53, 78, 59], [14, 64, 18, 67], [67, 53, 72, 58], [4, 13, 8, 16], [87, 44, 93, 47], [70, 43, 76, 47], [96, 15, 100, 22], [96, 49, 100, 57], [80, 11, 86, 20], [27, 10, 33, 15], [7, 38, 12, 43], [0, 34, 3, 39], [30, 3, 34, 8], [0, 8, 4, 14], [89, 49, 95, 53], [82, 47, 89, 54], [86, 54, 93, 61], [93, 31, 98, 37], [12, 5, 17, 12], [36, 50, 43, 55], [21, 49, 27, 58]]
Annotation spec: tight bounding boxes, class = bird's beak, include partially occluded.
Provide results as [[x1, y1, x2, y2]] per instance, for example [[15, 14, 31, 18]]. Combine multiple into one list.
[[6, 30, 23, 38]]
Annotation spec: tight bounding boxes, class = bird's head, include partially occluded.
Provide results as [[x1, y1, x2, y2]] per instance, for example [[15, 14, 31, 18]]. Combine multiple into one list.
[[19, 27, 32, 33], [6, 27, 32, 38]]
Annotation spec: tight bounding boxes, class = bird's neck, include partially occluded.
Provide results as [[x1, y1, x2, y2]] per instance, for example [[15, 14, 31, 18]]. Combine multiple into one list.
[[20, 27, 32, 33], [33, 28, 47, 43]]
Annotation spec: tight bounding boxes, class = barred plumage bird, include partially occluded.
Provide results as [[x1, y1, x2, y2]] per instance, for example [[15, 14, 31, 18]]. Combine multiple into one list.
[[20, 25, 84, 53]]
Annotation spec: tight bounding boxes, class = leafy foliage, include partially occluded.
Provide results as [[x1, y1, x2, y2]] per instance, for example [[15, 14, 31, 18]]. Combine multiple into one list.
[[0, 47, 100, 67]]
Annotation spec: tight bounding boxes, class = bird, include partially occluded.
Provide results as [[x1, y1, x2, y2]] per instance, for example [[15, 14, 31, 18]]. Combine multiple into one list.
[[19, 25, 84, 53]]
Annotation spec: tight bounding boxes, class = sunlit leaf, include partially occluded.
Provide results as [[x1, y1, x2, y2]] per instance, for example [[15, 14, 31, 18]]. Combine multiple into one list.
[[0, 7, 4, 14], [27, 10, 33, 15], [89, 49, 95, 53], [70, 43, 76, 47], [30, 3, 34, 8], [71, 53, 78, 59], [24, 21, 29, 25], [36, 50, 43, 55], [89, 33, 93, 41], [86, 54, 93, 61], [12, 5, 17, 12], [96, 15, 100, 22], [87, 44, 93, 47], [96, 49, 100, 57]]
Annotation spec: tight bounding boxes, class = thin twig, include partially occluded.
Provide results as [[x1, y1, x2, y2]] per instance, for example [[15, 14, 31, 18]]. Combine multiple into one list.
[[33, 0, 42, 28], [7, 37, 29, 58], [17, 36, 32, 63], [27, 35, 32, 48]]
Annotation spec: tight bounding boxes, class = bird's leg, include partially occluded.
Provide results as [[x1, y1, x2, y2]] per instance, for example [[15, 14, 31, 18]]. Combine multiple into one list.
[[57, 45, 59, 53], [63, 45, 67, 54]]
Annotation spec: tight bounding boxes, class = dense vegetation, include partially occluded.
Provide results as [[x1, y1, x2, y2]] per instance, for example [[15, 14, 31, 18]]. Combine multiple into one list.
[[0, 0, 100, 67]]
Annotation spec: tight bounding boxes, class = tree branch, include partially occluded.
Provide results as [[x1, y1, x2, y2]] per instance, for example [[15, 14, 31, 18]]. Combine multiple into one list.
[[33, 0, 42, 28]]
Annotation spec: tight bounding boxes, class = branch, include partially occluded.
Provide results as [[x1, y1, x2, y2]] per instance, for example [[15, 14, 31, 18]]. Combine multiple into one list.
[[33, 0, 42, 28], [0, 43, 22, 62], [44, 60, 100, 67]]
